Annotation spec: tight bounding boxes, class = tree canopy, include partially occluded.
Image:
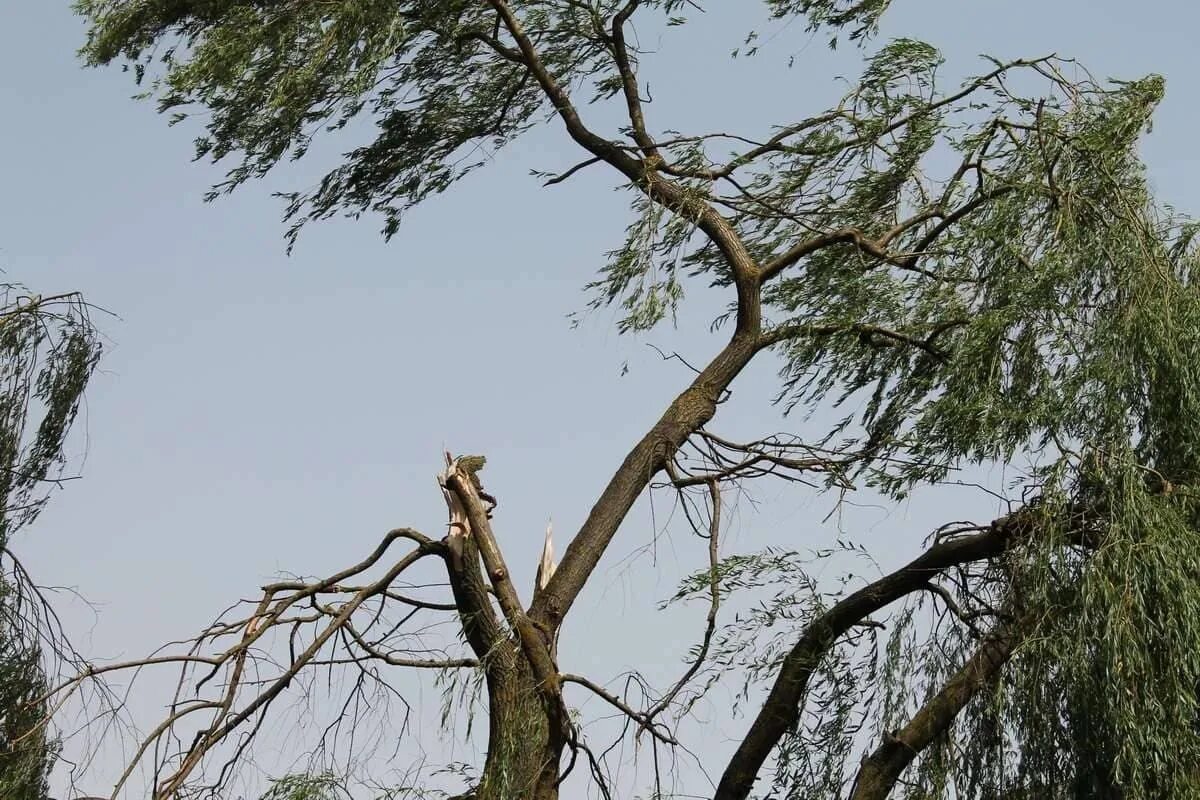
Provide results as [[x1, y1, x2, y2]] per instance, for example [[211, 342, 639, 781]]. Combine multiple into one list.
[[62, 1, 1200, 799]]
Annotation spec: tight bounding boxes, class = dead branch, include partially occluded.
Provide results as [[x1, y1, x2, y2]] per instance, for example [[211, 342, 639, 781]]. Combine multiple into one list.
[[664, 430, 857, 491], [31, 526, 472, 800], [559, 673, 677, 746], [439, 455, 560, 695]]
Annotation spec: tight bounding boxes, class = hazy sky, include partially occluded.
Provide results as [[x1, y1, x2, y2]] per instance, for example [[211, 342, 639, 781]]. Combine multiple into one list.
[[4, 1, 1200, 797]]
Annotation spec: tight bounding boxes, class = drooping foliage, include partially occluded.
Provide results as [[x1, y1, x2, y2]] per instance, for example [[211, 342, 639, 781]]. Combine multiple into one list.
[[71, 1, 1200, 799], [0, 578, 58, 800], [0, 288, 101, 800], [74, 0, 893, 247]]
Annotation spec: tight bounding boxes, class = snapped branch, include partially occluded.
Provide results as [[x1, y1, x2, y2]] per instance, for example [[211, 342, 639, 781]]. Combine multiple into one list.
[[440, 455, 561, 696]]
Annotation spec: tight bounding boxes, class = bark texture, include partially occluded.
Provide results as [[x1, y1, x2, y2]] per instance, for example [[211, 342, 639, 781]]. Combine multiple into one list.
[[440, 457, 566, 800]]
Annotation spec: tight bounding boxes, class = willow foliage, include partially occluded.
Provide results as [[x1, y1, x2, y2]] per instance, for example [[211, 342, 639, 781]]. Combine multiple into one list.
[[0, 579, 58, 800], [0, 289, 101, 800]]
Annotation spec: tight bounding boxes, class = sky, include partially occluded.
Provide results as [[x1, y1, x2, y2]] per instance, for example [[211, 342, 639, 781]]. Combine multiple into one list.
[[3, 1, 1200, 798]]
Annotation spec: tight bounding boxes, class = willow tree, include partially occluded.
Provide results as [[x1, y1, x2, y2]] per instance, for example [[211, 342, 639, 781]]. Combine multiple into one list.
[[67, 1, 1200, 799], [0, 288, 102, 799]]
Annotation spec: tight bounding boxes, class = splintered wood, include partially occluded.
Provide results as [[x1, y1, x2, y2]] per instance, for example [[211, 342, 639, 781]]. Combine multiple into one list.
[[438, 452, 473, 563]]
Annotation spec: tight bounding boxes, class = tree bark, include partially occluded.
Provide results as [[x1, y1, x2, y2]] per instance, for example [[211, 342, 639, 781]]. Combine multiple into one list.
[[440, 457, 567, 800], [475, 641, 562, 800]]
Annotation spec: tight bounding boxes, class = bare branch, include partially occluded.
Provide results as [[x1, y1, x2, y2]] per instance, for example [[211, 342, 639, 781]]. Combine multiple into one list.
[[152, 539, 442, 799], [38, 526, 448, 800], [560, 673, 677, 746], [440, 457, 560, 695], [543, 155, 604, 186], [643, 480, 722, 726], [665, 430, 857, 489]]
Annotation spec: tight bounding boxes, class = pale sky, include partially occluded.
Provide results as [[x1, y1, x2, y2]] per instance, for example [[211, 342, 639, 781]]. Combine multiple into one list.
[[4, 1, 1199, 798]]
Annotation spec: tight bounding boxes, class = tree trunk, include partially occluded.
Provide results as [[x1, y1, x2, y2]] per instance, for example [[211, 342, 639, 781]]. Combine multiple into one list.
[[440, 457, 566, 800], [476, 642, 563, 800]]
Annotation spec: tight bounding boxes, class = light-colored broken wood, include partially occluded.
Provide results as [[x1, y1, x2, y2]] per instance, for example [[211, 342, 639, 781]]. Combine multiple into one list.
[[534, 519, 556, 599], [438, 451, 475, 563]]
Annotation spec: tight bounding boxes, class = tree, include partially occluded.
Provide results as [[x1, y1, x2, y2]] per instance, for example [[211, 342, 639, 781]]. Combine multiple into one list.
[[64, 1, 1200, 798], [0, 288, 102, 799]]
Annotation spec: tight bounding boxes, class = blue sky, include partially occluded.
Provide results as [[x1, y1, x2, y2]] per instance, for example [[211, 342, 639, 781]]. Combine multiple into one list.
[[4, 1, 1199, 797]]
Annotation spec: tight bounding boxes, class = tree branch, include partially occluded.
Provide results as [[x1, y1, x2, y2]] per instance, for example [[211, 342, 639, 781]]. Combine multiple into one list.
[[530, 328, 761, 631], [483, 0, 760, 290], [447, 9, 780, 644], [756, 320, 959, 362], [153, 540, 442, 798], [560, 673, 677, 746], [439, 465, 508, 660], [643, 480, 721, 724], [699, 56, 1049, 183], [665, 430, 854, 489], [608, 0, 658, 158], [848, 617, 1024, 800], [713, 510, 1041, 800]]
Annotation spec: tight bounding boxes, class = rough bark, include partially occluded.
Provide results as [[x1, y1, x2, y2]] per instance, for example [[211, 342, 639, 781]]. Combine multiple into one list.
[[440, 457, 566, 800], [476, 643, 560, 800]]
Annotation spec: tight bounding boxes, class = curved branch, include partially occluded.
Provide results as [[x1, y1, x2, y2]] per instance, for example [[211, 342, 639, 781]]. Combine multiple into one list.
[[560, 673, 677, 746], [644, 480, 721, 723], [713, 510, 1041, 800], [342, 619, 478, 670]]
